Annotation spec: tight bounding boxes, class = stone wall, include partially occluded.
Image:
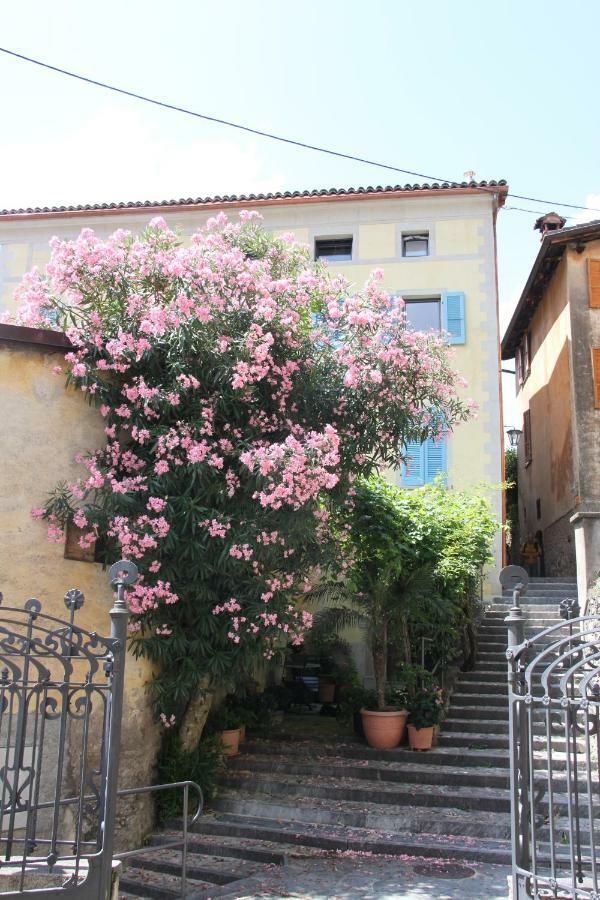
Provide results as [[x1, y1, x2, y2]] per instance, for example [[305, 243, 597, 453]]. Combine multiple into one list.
[[0, 332, 160, 851], [543, 510, 577, 577]]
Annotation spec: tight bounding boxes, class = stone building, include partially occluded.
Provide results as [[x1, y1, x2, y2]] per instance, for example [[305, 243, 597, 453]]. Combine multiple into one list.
[[501, 215, 600, 607]]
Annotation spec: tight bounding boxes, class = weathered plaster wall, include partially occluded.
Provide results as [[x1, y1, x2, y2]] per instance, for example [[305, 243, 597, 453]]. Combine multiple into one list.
[[515, 255, 577, 572], [0, 341, 159, 850], [0, 192, 504, 594], [566, 241, 600, 510]]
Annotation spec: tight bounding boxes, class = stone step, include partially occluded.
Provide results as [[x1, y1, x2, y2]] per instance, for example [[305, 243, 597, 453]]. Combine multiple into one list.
[[437, 730, 509, 749], [444, 717, 511, 734], [454, 680, 506, 694], [453, 681, 567, 702], [151, 830, 289, 865], [123, 847, 263, 886], [119, 864, 217, 898], [228, 752, 512, 790], [475, 662, 508, 672], [458, 670, 508, 683], [447, 705, 507, 721], [240, 739, 508, 769], [482, 613, 564, 622], [477, 651, 511, 662], [119, 834, 284, 899], [194, 811, 512, 864], [493, 596, 567, 604], [451, 692, 508, 708], [209, 794, 514, 840], [217, 770, 512, 813], [501, 586, 576, 595], [528, 578, 577, 584]]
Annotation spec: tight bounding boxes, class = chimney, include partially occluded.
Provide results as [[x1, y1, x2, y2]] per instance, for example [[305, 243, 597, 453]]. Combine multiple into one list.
[[534, 211, 567, 239]]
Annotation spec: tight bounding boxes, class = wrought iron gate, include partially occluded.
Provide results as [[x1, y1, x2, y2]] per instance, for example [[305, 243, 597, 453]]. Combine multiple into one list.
[[507, 579, 600, 899], [0, 560, 137, 897]]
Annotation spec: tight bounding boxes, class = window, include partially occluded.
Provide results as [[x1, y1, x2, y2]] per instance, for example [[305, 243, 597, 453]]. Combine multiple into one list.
[[515, 346, 522, 392], [402, 292, 465, 344], [517, 332, 531, 385], [404, 298, 440, 332], [402, 232, 429, 257], [536, 498, 541, 520], [400, 436, 447, 487], [523, 410, 532, 465], [588, 259, 600, 308], [315, 237, 353, 262]]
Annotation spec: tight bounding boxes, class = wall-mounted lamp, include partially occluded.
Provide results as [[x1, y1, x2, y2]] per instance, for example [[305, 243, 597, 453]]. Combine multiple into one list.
[[505, 426, 522, 448]]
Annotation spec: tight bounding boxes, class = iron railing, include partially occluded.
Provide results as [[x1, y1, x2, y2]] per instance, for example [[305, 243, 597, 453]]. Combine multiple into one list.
[[0, 560, 138, 897], [114, 780, 203, 897], [507, 579, 600, 899]]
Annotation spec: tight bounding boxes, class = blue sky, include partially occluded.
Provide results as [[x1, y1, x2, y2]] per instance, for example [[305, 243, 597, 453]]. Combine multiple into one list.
[[2, 0, 599, 425]]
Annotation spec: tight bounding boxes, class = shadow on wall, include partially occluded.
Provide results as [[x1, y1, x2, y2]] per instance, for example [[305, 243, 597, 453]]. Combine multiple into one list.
[[521, 339, 576, 576]]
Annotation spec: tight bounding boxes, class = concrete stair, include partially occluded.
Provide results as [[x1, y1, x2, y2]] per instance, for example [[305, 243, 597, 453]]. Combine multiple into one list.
[[120, 576, 579, 894]]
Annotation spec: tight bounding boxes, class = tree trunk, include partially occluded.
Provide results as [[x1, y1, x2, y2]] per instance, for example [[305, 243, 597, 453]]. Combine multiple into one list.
[[179, 681, 213, 751], [371, 617, 387, 709], [400, 613, 412, 667]]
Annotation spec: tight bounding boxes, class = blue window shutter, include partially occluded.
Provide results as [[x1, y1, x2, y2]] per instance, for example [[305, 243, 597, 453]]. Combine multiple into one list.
[[424, 436, 447, 483], [400, 440, 425, 487], [442, 291, 465, 344]]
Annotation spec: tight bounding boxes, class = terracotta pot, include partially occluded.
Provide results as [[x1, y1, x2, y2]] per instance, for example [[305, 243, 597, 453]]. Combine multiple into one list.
[[318, 681, 336, 704], [360, 708, 408, 749], [408, 724, 434, 751], [220, 728, 240, 757], [238, 723, 246, 743]]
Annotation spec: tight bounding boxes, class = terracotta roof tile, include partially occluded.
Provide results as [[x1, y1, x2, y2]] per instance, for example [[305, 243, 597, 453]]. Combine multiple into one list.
[[0, 180, 507, 217]]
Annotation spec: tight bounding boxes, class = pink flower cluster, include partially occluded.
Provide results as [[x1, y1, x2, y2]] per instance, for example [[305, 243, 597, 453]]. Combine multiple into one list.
[[240, 426, 340, 510]]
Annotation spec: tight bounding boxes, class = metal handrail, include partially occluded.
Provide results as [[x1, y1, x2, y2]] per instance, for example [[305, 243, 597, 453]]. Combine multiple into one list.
[[114, 780, 203, 898], [0, 781, 203, 898]]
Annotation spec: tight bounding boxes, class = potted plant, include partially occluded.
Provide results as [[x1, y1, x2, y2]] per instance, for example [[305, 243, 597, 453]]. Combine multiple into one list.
[[318, 673, 336, 704], [407, 690, 443, 751], [224, 695, 252, 742], [208, 707, 242, 757], [308, 478, 433, 750]]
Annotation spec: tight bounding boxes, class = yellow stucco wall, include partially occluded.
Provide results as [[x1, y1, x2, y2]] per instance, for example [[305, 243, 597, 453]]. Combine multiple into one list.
[[0, 192, 504, 593], [358, 223, 396, 259], [0, 342, 159, 846]]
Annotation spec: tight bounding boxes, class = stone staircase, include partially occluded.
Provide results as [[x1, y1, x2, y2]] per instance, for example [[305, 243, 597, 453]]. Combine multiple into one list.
[[120, 576, 578, 897]]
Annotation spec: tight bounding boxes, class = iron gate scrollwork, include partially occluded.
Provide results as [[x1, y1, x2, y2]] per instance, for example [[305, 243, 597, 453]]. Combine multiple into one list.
[[0, 560, 137, 897], [507, 584, 600, 899]]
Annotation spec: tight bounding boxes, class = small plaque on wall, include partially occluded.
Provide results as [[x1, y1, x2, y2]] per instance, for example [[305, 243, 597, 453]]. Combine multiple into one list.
[[64, 521, 96, 563]]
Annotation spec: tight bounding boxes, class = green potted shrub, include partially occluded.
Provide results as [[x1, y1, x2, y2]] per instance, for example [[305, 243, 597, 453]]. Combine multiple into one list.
[[309, 479, 433, 749], [407, 690, 443, 751], [224, 695, 252, 742], [207, 706, 243, 757]]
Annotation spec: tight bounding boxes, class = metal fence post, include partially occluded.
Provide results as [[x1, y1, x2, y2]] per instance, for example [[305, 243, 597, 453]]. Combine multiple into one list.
[[506, 582, 528, 900], [97, 560, 137, 900], [182, 782, 189, 897]]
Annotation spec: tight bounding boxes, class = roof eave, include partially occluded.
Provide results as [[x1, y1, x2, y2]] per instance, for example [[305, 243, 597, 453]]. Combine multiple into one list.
[[501, 219, 600, 360], [0, 323, 72, 351], [0, 182, 508, 222]]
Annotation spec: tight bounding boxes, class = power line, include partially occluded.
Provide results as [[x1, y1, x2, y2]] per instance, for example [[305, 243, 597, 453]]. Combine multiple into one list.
[[1, 45, 600, 216], [504, 205, 575, 219]]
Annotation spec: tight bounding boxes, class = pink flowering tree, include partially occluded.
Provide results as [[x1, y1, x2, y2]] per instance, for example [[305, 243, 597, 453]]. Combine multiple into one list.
[[18, 212, 471, 723]]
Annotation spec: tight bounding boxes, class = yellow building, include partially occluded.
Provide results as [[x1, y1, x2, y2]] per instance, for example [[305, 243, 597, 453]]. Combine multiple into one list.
[[0, 180, 508, 599]]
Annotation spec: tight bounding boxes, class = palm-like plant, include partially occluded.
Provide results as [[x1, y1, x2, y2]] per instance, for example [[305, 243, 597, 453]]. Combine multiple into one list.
[[308, 477, 434, 710]]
